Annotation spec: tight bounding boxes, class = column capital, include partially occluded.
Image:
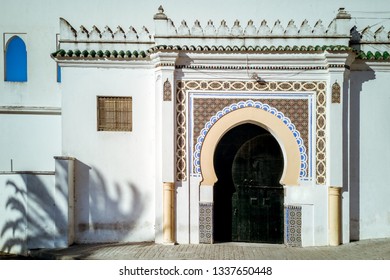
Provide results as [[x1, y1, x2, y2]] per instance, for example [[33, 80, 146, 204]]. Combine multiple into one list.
[[325, 51, 355, 72], [151, 52, 179, 69]]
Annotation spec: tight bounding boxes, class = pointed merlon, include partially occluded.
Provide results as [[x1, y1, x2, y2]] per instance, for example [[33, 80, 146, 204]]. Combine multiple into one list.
[[271, 20, 284, 35], [78, 25, 89, 40], [313, 20, 326, 35], [191, 20, 203, 36], [204, 20, 216, 36], [178, 20, 190, 35], [285, 20, 298, 35], [299, 20, 312, 35], [231, 20, 243, 36], [375, 26, 388, 41], [244, 20, 257, 36], [89, 25, 102, 40], [217, 20, 230, 36], [258, 20, 270, 35]]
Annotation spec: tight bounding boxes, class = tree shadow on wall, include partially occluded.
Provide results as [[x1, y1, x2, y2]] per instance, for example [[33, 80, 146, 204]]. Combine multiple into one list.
[[1, 174, 64, 254], [74, 160, 147, 245], [1, 160, 147, 257]]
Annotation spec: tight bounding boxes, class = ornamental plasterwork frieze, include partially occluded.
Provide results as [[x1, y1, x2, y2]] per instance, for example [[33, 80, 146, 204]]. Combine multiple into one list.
[[176, 80, 327, 185], [163, 79, 172, 101], [192, 100, 309, 178], [332, 82, 341, 103]]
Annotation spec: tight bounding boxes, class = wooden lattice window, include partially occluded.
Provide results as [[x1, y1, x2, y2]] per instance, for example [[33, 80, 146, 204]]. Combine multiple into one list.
[[97, 96, 132, 131]]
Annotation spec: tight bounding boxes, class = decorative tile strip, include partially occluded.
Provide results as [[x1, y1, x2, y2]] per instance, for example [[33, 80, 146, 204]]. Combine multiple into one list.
[[284, 205, 302, 247], [199, 202, 213, 244]]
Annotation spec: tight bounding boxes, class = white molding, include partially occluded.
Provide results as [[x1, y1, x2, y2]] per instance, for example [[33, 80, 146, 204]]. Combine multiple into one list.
[[351, 60, 390, 72], [56, 59, 153, 69], [0, 106, 61, 115]]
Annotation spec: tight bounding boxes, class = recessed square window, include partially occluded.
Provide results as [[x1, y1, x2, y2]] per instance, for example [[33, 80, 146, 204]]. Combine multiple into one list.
[[97, 96, 132, 131]]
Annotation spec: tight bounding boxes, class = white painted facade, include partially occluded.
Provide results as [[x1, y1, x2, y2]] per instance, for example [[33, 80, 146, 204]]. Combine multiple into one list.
[[1, 0, 390, 254]]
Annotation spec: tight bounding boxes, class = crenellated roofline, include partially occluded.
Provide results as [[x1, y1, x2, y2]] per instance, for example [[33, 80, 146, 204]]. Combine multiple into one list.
[[53, 6, 390, 63]]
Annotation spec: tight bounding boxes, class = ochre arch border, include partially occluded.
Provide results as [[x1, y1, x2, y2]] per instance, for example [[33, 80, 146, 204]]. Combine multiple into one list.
[[200, 107, 301, 186]]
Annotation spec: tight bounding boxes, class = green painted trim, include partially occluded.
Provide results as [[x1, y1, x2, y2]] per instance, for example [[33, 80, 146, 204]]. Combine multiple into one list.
[[356, 50, 390, 60], [51, 45, 354, 60]]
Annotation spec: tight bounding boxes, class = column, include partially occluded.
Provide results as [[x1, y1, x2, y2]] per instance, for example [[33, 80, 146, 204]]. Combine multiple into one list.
[[152, 52, 178, 244], [326, 52, 354, 245], [329, 186, 342, 246], [163, 182, 176, 244]]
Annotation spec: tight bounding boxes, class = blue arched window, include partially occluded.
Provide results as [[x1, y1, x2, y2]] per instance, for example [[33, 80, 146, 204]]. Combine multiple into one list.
[[5, 36, 27, 82]]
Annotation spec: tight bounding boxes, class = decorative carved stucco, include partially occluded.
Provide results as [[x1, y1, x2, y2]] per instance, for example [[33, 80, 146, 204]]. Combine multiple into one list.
[[176, 80, 327, 185], [163, 79, 172, 101], [332, 82, 341, 103]]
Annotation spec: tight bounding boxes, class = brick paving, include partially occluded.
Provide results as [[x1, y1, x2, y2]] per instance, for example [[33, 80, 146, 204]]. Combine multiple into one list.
[[23, 238, 390, 260]]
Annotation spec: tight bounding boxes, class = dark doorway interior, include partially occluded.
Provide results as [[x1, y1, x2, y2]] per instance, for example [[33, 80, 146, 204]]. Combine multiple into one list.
[[213, 123, 284, 243]]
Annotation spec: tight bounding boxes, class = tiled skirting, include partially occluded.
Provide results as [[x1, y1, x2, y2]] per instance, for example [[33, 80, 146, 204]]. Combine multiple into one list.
[[199, 202, 213, 244], [285, 205, 302, 247]]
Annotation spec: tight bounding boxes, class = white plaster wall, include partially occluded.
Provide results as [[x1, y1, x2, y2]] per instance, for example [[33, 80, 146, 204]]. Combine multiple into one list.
[[0, 114, 61, 171], [0, 173, 56, 254], [350, 69, 390, 240], [61, 66, 156, 243], [285, 185, 329, 246], [1, 0, 390, 247]]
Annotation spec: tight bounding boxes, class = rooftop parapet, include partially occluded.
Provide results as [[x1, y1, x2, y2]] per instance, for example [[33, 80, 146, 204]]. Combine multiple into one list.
[[153, 7, 352, 47], [56, 6, 362, 60], [351, 25, 390, 53], [59, 18, 154, 52]]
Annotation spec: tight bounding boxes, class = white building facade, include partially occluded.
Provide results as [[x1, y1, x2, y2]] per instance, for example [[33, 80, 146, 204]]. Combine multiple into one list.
[[1, 1, 390, 254]]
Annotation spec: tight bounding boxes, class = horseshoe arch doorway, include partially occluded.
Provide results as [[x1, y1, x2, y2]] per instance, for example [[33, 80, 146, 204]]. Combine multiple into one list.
[[213, 123, 284, 243]]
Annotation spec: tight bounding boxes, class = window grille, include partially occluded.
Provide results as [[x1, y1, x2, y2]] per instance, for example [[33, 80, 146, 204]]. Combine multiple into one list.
[[97, 96, 132, 131]]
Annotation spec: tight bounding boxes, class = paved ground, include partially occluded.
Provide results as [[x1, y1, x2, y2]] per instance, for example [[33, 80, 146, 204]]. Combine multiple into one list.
[[8, 238, 386, 260]]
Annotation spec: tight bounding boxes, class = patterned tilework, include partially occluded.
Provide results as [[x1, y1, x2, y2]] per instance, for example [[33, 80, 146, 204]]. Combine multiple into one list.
[[163, 79, 172, 101], [199, 202, 213, 244], [176, 80, 327, 185], [315, 82, 327, 185], [176, 81, 187, 181], [193, 98, 309, 176], [284, 205, 302, 247], [332, 82, 341, 103]]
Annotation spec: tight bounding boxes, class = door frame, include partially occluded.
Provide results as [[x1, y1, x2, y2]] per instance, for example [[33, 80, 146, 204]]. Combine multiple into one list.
[[198, 107, 301, 244]]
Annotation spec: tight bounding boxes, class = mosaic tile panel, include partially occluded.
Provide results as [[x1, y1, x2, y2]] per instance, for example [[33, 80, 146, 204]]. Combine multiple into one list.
[[176, 81, 326, 185], [199, 202, 213, 244], [192, 98, 309, 176], [284, 205, 302, 247]]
